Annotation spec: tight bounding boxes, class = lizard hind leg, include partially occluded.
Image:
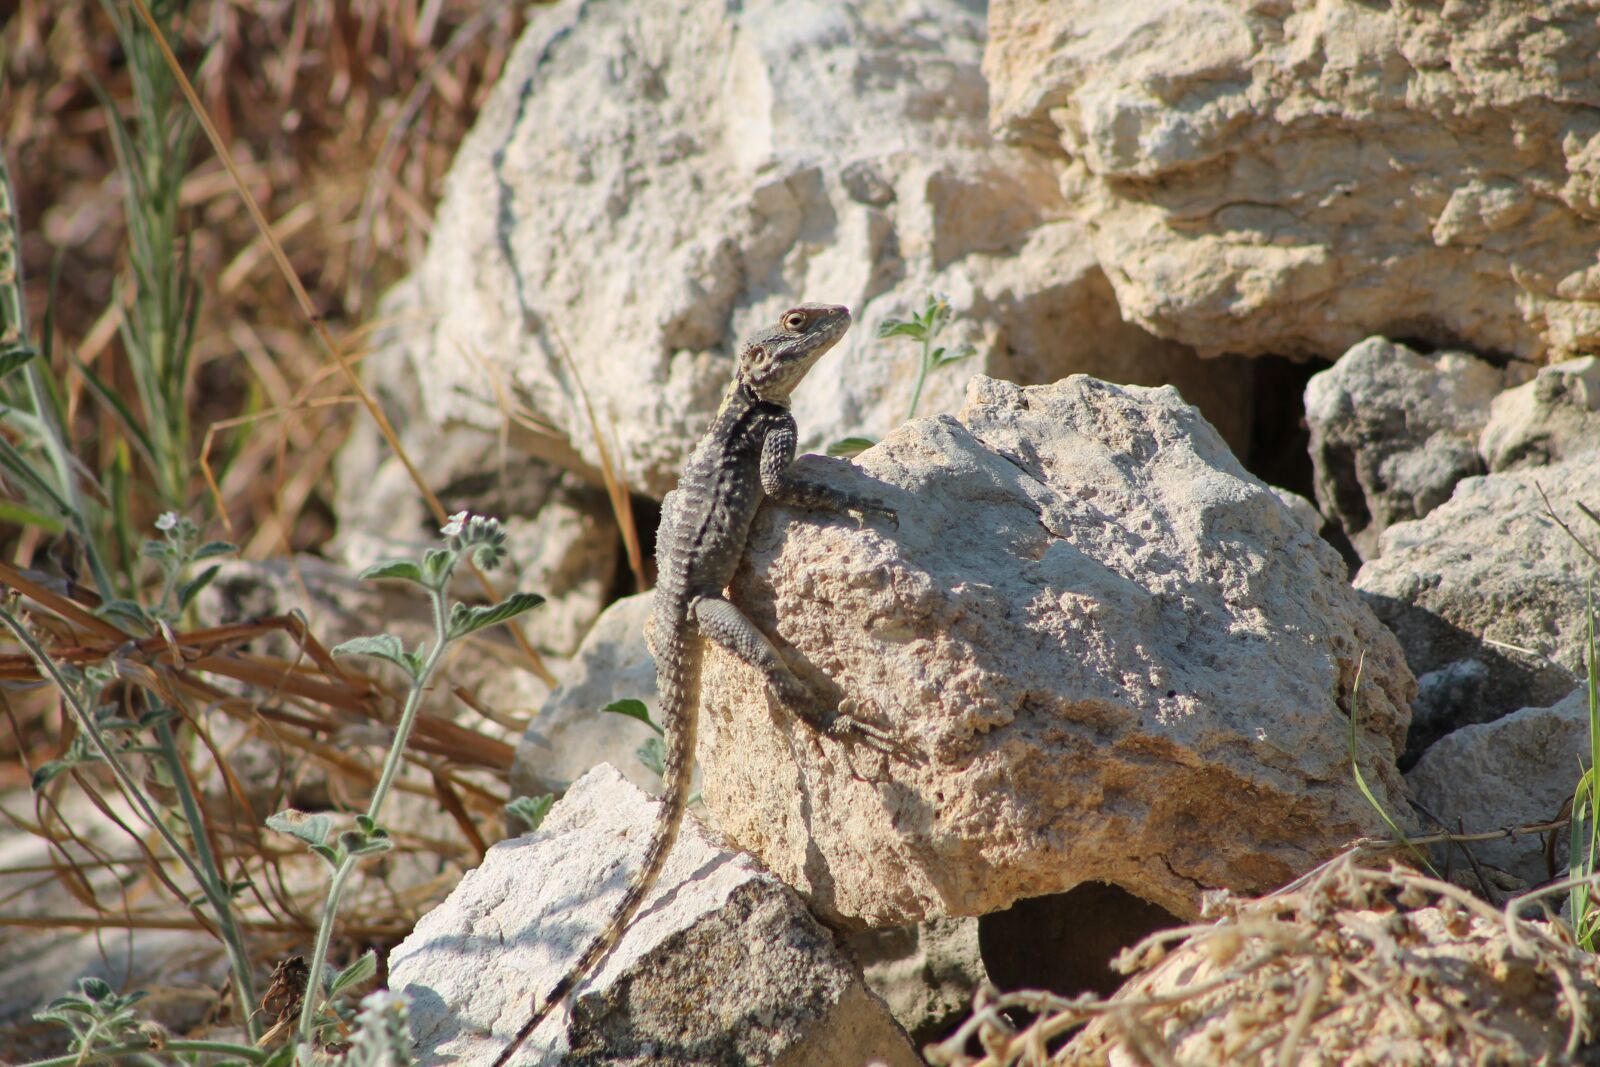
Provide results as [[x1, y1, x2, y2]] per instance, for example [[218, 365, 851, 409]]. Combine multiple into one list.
[[689, 593, 904, 757], [690, 593, 812, 707]]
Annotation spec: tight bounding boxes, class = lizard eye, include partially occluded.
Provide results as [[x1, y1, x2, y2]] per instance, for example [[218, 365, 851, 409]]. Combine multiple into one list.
[[782, 311, 807, 331]]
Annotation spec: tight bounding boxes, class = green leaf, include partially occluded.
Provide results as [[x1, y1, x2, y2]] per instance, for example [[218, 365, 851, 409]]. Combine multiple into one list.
[[358, 559, 425, 584], [327, 950, 378, 1000], [178, 563, 221, 611], [97, 599, 149, 628], [603, 698, 661, 736], [332, 634, 418, 677], [0, 347, 36, 381], [826, 436, 877, 458], [191, 540, 237, 562], [506, 793, 555, 833], [876, 319, 926, 341], [266, 808, 333, 849], [447, 592, 545, 640], [140, 538, 175, 561], [931, 343, 977, 367], [30, 760, 73, 791], [636, 736, 665, 779], [422, 547, 454, 587]]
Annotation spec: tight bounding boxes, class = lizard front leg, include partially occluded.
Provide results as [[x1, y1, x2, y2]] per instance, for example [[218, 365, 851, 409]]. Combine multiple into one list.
[[760, 416, 898, 527], [691, 593, 899, 754]]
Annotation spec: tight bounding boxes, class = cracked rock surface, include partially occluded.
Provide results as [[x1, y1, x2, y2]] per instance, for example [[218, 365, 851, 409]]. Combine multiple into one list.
[[702, 375, 1413, 927], [389, 765, 919, 1066]]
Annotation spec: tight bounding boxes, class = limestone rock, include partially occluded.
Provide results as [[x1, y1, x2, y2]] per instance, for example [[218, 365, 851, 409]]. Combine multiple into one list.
[[985, 0, 1600, 362], [1355, 454, 1598, 754], [389, 765, 919, 1067], [511, 592, 672, 803], [1480, 356, 1600, 472], [1407, 688, 1592, 887], [846, 917, 984, 1046], [702, 375, 1413, 927], [1304, 337, 1506, 560], [368, 0, 1257, 508]]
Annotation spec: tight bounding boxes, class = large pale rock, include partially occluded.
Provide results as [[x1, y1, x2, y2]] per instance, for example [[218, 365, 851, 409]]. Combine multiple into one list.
[[371, 0, 1256, 506], [702, 375, 1413, 927], [986, 0, 1600, 362], [1355, 454, 1599, 754], [1407, 688, 1592, 887], [511, 593, 673, 802], [389, 765, 919, 1067], [1480, 355, 1600, 472], [1304, 337, 1506, 560]]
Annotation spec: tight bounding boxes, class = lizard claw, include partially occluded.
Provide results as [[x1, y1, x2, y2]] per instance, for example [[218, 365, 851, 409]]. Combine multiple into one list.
[[827, 700, 914, 761]]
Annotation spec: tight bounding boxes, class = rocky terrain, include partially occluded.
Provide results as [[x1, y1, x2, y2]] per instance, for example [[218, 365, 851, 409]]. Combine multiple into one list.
[[9, 1, 1597, 1065], [350, 1, 1600, 1063]]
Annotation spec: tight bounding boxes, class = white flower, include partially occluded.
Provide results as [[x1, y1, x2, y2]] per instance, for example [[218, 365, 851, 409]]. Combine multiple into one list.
[[155, 512, 179, 531], [441, 511, 470, 537]]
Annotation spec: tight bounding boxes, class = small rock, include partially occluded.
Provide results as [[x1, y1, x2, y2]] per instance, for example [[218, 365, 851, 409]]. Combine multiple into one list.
[[1355, 453, 1598, 750], [1480, 356, 1600, 472], [389, 765, 920, 1066], [1407, 687, 1593, 886], [846, 917, 984, 1046], [1304, 337, 1505, 561], [704, 375, 1414, 928]]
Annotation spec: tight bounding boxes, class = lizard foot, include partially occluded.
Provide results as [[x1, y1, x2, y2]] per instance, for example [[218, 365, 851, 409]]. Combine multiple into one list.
[[827, 698, 917, 763]]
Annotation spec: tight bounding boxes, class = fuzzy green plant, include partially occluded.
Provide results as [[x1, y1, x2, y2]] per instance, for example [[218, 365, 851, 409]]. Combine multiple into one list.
[[269, 512, 542, 1063]]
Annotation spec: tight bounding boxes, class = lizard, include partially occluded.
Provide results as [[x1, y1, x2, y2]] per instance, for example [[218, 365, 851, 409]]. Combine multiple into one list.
[[492, 301, 899, 1065]]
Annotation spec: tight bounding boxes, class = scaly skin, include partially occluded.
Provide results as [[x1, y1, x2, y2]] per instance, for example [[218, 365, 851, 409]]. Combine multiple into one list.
[[492, 303, 897, 1065]]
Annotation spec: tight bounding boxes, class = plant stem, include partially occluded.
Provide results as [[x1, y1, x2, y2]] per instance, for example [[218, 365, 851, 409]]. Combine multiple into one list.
[[0, 610, 260, 1037], [905, 329, 935, 423], [294, 582, 453, 1055], [24, 1038, 268, 1067]]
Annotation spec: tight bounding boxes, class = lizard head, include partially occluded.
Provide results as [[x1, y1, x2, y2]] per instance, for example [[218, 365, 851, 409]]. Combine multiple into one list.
[[736, 303, 852, 403]]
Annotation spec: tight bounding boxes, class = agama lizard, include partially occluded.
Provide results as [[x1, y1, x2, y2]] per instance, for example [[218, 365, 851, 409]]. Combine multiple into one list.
[[492, 302, 898, 1064]]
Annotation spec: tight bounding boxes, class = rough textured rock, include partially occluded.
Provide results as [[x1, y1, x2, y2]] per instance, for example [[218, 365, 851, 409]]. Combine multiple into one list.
[[511, 592, 674, 802], [368, 0, 1259, 510], [701, 375, 1413, 927], [1355, 453, 1599, 755], [389, 765, 919, 1067], [1407, 688, 1591, 887], [846, 917, 984, 1046], [1046, 859, 1600, 1067], [1304, 337, 1507, 560], [1480, 356, 1600, 472], [986, 0, 1600, 362]]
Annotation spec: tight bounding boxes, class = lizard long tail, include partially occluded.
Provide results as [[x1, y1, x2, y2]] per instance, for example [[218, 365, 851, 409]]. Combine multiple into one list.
[[491, 627, 702, 1066]]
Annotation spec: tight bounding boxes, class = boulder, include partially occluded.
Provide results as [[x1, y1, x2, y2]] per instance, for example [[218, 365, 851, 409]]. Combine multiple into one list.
[[511, 593, 674, 803], [702, 375, 1413, 927], [1304, 337, 1507, 560], [1407, 687, 1593, 887], [1355, 453, 1599, 756], [1481, 356, 1600, 473], [363, 0, 1258, 516], [985, 0, 1600, 362], [389, 765, 919, 1066]]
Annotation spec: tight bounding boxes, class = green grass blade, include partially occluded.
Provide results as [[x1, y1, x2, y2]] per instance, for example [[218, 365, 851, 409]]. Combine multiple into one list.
[[1347, 651, 1435, 873]]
